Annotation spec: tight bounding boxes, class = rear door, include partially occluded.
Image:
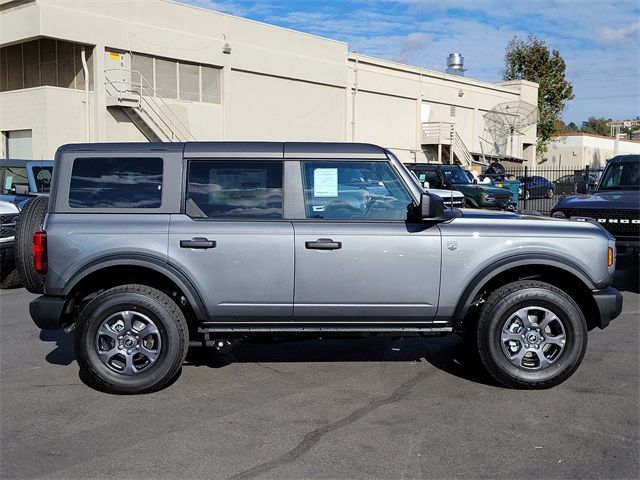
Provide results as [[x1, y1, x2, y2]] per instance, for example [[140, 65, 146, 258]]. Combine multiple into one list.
[[292, 159, 441, 323], [168, 158, 294, 321]]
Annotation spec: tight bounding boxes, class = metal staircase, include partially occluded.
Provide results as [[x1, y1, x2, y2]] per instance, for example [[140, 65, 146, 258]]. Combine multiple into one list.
[[104, 69, 195, 142], [420, 122, 473, 167]]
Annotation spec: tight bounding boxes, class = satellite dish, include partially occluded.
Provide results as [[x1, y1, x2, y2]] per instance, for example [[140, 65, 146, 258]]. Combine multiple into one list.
[[483, 101, 538, 157]]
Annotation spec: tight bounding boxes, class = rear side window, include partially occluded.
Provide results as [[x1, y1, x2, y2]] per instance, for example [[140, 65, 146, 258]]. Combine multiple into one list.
[[186, 161, 283, 219], [69, 157, 163, 208]]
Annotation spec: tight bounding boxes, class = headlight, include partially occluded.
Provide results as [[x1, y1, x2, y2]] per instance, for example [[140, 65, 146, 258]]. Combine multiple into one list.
[[552, 211, 566, 219], [482, 194, 495, 203]]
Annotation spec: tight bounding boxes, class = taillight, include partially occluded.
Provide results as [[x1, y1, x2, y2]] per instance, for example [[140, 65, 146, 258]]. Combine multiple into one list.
[[33, 231, 47, 274]]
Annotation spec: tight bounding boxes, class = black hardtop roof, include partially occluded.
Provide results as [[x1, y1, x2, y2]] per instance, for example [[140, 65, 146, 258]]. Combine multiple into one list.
[[57, 142, 388, 159], [609, 154, 640, 163], [0, 159, 54, 167]]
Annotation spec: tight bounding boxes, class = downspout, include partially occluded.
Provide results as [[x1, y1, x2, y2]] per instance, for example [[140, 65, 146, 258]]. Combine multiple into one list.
[[81, 47, 90, 141], [351, 53, 358, 142]]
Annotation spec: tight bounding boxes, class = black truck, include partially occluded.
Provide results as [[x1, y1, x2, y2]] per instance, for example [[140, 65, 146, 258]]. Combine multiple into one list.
[[551, 154, 639, 256]]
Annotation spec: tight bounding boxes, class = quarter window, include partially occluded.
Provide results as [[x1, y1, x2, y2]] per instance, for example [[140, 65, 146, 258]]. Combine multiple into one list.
[[69, 158, 163, 208], [186, 161, 283, 219], [301, 161, 412, 220]]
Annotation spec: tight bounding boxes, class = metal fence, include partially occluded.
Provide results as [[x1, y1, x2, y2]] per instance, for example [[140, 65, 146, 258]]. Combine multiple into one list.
[[501, 165, 604, 215]]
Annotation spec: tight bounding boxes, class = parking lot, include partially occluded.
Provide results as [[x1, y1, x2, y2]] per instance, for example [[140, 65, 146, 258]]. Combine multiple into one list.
[[0, 261, 638, 480]]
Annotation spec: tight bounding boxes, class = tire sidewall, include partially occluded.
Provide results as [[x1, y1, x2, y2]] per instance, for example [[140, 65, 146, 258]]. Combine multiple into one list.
[[481, 287, 587, 385], [77, 292, 183, 392]]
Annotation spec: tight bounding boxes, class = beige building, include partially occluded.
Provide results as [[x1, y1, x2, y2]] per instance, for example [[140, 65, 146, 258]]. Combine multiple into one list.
[[539, 133, 640, 171], [0, 0, 539, 166]]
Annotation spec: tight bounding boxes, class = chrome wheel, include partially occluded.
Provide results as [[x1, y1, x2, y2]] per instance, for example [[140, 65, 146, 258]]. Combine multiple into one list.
[[501, 306, 566, 370], [95, 311, 161, 375]]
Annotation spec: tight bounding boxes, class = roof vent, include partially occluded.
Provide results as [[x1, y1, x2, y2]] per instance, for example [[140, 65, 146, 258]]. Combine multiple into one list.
[[446, 53, 465, 76]]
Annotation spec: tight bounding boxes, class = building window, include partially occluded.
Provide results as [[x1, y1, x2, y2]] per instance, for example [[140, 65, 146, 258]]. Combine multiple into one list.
[[129, 51, 221, 104], [0, 39, 93, 93]]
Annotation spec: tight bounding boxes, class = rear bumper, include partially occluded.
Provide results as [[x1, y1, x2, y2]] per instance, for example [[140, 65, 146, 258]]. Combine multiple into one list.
[[592, 287, 623, 329], [30, 295, 65, 330]]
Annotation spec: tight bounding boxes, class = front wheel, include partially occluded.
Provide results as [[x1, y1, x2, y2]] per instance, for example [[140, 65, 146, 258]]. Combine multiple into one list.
[[475, 280, 587, 389], [75, 284, 189, 394]]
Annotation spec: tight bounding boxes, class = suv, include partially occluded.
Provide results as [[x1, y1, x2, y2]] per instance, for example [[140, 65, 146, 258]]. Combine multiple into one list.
[[404, 163, 513, 210], [0, 159, 53, 287], [29, 142, 622, 393], [551, 155, 639, 255]]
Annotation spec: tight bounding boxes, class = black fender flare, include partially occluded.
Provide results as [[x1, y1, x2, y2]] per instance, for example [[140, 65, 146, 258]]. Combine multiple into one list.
[[453, 253, 597, 321], [62, 254, 208, 321]]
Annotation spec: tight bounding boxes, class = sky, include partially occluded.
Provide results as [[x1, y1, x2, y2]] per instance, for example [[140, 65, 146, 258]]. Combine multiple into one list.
[[179, 0, 639, 124]]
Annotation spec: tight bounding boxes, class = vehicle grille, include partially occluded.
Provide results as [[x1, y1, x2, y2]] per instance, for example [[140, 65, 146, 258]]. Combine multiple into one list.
[[442, 198, 465, 208], [565, 209, 640, 237], [0, 214, 18, 239]]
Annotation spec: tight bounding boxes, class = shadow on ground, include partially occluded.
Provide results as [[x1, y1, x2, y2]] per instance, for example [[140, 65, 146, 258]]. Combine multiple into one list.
[[185, 333, 497, 387]]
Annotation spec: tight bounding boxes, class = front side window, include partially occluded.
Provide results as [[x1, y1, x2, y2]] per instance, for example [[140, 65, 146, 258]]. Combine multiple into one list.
[[187, 161, 283, 219], [69, 158, 163, 208], [302, 161, 412, 220]]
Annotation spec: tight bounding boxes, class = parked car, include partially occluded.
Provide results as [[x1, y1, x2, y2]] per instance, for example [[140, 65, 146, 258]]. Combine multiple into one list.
[[407, 169, 466, 208], [28, 142, 621, 393], [554, 173, 600, 196], [0, 159, 53, 288], [517, 176, 555, 200], [551, 154, 639, 256], [405, 163, 514, 209], [0, 200, 20, 287]]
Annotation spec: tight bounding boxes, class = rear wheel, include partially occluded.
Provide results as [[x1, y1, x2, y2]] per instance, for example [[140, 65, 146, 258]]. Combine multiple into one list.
[[15, 196, 48, 293], [475, 280, 587, 389], [75, 284, 189, 394]]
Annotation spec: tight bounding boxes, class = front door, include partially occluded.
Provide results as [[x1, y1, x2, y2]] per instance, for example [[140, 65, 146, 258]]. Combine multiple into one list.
[[169, 159, 294, 321], [293, 160, 441, 322]]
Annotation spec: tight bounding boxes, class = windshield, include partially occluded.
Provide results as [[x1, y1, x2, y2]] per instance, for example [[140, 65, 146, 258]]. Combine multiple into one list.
[[598, 162, 639, 190], [440, 166, 470, 184]]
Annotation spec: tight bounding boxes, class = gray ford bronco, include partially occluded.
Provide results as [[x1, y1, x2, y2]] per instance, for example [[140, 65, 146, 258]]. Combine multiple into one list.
[[28, 142, 622, 393]]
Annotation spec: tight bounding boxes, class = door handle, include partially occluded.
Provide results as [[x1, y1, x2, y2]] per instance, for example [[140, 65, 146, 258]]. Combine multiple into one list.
[[305, 238, 342, 250], [180, 237, 216, 249]]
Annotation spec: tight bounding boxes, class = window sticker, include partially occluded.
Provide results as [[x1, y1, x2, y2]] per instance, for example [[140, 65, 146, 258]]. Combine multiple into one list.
[[313, 168, 338, 198], [4, 176, 13, 190]]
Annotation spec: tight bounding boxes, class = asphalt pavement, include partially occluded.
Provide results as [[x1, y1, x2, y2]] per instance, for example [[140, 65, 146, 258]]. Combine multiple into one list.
[[0, 262, 638, 480]]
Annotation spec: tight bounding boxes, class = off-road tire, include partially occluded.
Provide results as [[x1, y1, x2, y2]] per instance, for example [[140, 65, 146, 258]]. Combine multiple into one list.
[[15, 196, 48, 293], [475, 280, 587, 389], [75, 284, 189, 394]]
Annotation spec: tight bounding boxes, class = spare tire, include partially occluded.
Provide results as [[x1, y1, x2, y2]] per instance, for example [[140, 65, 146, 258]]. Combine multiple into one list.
[[15, 196, 49, 294]]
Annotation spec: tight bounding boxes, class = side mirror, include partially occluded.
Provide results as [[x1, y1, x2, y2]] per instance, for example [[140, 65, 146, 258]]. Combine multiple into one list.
[[419, 192, 444, 219], [576, 181, 588, 194], [15, 184, 29, 195], [423, 181, 430, 190]]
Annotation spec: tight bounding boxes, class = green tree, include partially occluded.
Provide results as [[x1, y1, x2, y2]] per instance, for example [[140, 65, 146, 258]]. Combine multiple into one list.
[[566, 121, 579, 132], [580, 116, 610, 136], [502, 36, 574, 157]]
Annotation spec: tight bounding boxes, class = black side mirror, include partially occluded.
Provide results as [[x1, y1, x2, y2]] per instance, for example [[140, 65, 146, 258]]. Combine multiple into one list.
[[576, 181, 588, 194], [419, 192, 444, 219]]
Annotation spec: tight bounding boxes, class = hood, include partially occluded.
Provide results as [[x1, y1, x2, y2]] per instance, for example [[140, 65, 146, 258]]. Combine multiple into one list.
[[0, 200, 20, 215], [426, 188, 465, 199], [554, 189, 639, 210], [455, 184, 512, 197]]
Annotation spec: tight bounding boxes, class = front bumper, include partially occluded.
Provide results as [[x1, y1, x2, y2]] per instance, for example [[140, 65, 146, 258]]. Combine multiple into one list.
[[30, 295, 66, 330], [592, 287, 623, 329]]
